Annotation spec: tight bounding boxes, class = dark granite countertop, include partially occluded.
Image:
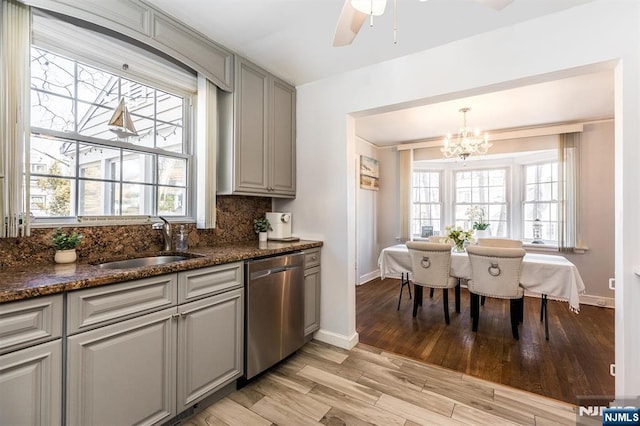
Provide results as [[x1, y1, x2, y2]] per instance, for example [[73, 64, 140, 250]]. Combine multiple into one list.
[[0, 240, 322, 303]]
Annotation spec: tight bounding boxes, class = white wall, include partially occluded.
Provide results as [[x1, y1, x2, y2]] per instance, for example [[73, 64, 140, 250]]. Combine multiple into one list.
[[275, 0, 640, 397], [355, 138, 379, 285], [377, 147, 401, 250]]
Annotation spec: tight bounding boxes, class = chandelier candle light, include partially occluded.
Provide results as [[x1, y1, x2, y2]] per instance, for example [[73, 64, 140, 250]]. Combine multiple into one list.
[[441, 107, 492, 160]]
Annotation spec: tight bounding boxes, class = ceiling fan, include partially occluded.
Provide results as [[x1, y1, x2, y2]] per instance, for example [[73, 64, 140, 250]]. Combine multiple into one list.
[[333, 0, 514, 47]]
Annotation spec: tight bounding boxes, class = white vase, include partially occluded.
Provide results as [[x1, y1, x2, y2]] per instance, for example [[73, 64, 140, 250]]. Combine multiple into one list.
[[55, 248, 77, 264], [475, 229, 491, 239], [258, 232, 268, 242]]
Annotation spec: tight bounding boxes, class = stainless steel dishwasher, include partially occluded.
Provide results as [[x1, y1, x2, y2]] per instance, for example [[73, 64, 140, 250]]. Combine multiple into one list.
[[244, 252, 305, 380]]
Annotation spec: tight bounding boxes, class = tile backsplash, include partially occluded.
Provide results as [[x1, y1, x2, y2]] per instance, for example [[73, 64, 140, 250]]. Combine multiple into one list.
[[0, 195, 271, 268]]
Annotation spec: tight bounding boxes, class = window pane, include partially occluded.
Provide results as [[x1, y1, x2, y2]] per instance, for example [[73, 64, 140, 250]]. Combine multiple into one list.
[[31, 136, 76, 177], [158, 186, 186, 216], [30, 176, 73, 217], [79, 180, 116, 215], [77, 63, 118, 106], [31, 48, 75, 97], [156, 91, 183, 123], [31, 92, 74, 131], [129, 115, 155, 148], [122, 151, 155, 184], [158, 156, 186, 186], [77, 101, 115, 139], [120, 183, 154, 215], [78, 144, 120, 180], [156, 122, 183, 152], [489, 186, 505, 203]]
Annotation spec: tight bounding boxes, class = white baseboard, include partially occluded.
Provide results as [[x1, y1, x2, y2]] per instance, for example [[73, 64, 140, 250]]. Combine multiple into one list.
[[579, 294, 615, 308], [313, 329, 359, 350], [523, 290, 615, 309], [358, 270, 380, 285]]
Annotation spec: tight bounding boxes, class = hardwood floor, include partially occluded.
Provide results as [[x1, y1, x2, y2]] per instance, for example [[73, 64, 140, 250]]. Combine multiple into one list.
[[356, 278, 615, 405], [184, 340, 578, 426]]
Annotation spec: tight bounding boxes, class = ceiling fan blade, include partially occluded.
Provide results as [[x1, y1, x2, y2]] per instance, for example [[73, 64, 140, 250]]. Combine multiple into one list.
[[333, 0, 368, 47], [475, 0, 513, 10]]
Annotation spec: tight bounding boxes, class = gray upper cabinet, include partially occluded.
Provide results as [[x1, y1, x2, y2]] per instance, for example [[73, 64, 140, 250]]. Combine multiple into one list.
[[218, 57, 296, 198]]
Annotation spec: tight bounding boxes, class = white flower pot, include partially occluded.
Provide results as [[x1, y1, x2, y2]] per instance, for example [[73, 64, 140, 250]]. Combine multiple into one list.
[[475, 229, 491, 239], [54, 248, 77, 264], [258, 232, 268, 242]]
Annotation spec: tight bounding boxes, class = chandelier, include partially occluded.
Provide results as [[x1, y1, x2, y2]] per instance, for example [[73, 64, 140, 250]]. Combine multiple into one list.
[[441, 107, 491, 160]]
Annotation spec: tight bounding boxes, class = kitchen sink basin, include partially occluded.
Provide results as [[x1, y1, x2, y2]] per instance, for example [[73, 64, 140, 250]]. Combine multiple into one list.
[[95, 255, 197, 269]]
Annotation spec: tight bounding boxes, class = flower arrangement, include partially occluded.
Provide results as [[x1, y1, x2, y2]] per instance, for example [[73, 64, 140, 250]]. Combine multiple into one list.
[[444, 225, 474, 251], [253, 216, 272, 234], [52, 228, 83, 251], [465, 205, 490, 230]]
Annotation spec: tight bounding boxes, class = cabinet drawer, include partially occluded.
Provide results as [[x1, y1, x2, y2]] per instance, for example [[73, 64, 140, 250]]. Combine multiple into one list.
[[67, 274, 178, 335], [304, 249, 321, 269], [178, 262, 243, 303], [0, 295, 63, 355]]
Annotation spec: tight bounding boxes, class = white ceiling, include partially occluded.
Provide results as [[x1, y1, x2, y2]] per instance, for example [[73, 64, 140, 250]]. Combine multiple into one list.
[[146, 0, 613, 147]]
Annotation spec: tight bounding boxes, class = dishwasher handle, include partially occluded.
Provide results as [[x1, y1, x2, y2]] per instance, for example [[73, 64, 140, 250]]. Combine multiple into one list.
[[250, 264, 298, 280]]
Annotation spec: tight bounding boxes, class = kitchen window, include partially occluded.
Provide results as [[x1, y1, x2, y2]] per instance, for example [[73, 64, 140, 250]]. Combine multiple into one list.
[[29, 45, 192, 220]]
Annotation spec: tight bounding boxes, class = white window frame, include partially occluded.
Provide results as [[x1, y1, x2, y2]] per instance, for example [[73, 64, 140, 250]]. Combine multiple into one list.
[[411, 170, 443, 237], [452, 166, 510, 237], [522, 160, 560, 244], [413, 149, 559, 246], [29, 42, 196, 225]]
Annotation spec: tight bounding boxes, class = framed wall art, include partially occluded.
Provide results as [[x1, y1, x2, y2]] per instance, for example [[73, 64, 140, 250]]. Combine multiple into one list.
[[360, 155, 379, 191]]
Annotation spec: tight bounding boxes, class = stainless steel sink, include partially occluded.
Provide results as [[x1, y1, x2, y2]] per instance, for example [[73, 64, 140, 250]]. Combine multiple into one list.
[[95, 255, 195, 269]]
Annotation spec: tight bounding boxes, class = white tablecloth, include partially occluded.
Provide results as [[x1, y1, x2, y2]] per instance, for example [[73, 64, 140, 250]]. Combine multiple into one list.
[[378, 244, 586, 312]]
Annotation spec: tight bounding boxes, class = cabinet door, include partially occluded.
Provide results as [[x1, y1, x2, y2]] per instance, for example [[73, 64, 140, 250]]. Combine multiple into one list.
[[304, 266, 321, 336], [0, 340, 62, 426], [67, 308, 176, 426], [235, 58, 269, 194], [270, 78, 296, 196], [176, 288, 243, 411]]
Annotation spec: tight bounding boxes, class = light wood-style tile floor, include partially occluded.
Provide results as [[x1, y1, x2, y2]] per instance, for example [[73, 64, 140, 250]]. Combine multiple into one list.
[[183, 340, 577, 425]]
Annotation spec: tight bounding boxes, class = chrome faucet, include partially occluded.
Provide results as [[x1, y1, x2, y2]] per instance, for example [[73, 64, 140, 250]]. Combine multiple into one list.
[[152, 216, 172, 251]]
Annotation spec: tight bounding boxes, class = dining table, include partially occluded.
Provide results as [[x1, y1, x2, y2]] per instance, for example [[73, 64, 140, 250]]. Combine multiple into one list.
[[378, 244, 586, 314]]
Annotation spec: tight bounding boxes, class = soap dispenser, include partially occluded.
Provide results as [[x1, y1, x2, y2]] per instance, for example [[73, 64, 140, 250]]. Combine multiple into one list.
[[176, 225, 188, 252]]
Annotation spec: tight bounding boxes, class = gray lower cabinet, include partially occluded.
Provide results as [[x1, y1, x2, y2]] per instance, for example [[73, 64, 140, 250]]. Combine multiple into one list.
[[177, 288, 243, 411], [66, 264, 244, 425], [303, 249, 321, 336], [0, 294, 63, 426], [0, 339, 62, 426], [66, 307, 177, 426]]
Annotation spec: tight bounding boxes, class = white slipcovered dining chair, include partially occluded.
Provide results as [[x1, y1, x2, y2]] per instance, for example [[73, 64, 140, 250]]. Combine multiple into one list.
[[466, 245, 526, 340], [475, 238, 523, 307], [477, 238, 523, 248], [427, 236, 451, 244], [406, 242, 460, 324]]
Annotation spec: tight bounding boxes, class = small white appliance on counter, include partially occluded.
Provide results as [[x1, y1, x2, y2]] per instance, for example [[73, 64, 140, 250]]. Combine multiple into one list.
[[266, 212, 299, 241]]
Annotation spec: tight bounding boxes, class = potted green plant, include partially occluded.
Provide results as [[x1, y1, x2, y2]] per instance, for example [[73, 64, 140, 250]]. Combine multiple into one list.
[[466, 205, 490, 238], [253, 216, 272, 242], [52, 228, 83, 263]]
